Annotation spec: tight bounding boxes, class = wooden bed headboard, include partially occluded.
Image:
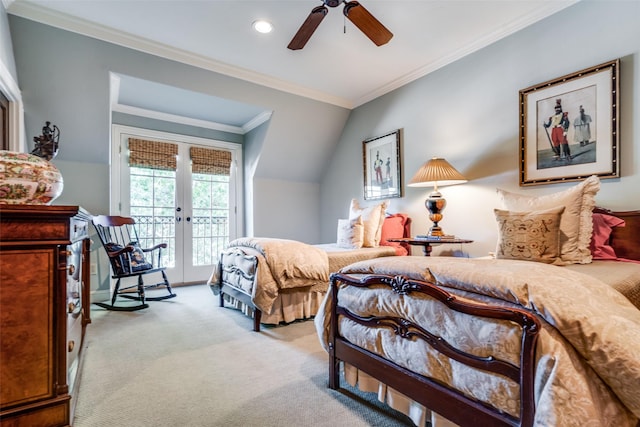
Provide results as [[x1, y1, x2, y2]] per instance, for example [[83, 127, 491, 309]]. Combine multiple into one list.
[[593, 207, 640, 261]]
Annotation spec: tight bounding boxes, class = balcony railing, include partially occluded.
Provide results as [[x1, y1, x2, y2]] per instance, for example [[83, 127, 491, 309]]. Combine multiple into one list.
[[131, 215, 229, 267]]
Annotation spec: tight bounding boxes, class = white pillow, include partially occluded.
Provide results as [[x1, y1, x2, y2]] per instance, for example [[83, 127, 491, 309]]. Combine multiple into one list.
[[336, 217, 364, 249], [496, 175, 600, 264], [348, 199, 389, 247]]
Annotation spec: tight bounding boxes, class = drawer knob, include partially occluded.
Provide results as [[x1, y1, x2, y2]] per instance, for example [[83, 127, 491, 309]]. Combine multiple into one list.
[[68, 340, 75, 352]]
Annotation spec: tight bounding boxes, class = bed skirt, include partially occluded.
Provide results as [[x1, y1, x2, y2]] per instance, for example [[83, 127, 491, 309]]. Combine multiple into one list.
[[221, 289, 325, 325], [343, 363, 459, 427]]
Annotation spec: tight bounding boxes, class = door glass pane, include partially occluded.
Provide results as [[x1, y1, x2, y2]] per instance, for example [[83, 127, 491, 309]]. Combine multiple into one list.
[[192, 172, 229, 266], [129, 167, 176, 268]]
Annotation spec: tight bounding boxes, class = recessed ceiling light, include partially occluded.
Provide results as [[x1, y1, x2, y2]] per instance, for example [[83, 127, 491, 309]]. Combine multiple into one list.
[[252, 20, 273, 34]]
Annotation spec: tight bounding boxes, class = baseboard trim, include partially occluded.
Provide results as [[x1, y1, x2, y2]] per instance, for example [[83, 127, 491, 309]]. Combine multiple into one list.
[[90, 289, 110, 303]]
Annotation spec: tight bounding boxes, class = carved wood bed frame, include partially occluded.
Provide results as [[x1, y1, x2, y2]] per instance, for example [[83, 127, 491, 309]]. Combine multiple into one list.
[[594, 207, 640, 260], [329, 273, 541, 427], [326, 208, 640, 427]]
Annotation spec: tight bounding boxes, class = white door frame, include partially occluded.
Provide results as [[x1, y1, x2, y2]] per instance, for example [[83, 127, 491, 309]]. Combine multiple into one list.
[[110, 124, 244, 282], [0, 60, 26, 152]]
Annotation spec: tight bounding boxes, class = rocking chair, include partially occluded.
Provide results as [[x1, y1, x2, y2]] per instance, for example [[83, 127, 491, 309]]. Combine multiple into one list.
[[92, 215, 177, 311]]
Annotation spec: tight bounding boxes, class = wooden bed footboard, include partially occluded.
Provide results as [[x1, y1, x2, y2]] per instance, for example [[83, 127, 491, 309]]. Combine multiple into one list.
[[217, 248, 262, 331], [328, 273, 541, 427]]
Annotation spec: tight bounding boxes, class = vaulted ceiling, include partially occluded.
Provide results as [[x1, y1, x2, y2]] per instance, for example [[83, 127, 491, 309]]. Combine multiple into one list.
[[7, 0, 578, 130]]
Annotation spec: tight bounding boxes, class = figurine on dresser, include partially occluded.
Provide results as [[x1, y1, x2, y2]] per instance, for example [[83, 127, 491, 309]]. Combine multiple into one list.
[[31, 121, 60, 161]]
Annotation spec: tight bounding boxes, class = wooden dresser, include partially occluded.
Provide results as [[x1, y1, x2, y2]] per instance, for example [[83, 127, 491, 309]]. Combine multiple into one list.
[[0, 205, 91, 426]]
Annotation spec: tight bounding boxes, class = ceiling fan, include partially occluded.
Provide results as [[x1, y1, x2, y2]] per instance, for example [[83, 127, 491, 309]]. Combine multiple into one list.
[[288, 0, 393, 50]]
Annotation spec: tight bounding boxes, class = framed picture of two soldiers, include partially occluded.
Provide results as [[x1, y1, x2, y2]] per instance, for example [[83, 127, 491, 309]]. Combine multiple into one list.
[[519, 59, 619, 186]]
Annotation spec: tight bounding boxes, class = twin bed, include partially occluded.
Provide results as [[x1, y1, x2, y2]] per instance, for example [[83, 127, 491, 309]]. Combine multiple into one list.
[[209, 207, 411, 331], [315, 199, 640, 426]]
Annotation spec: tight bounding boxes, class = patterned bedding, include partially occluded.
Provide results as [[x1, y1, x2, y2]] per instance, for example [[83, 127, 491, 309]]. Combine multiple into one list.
[[315, 256, 640, 426], [564, 260, 640, 308]]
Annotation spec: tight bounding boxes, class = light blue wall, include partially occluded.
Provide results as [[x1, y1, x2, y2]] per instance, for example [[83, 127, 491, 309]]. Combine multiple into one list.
[[8, 15, 350, 244], [320, 0, 640, 257], [243, 120, 269, 238]]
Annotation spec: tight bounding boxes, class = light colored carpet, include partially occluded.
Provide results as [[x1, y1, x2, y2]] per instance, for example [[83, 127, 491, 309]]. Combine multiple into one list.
[[73, 284, 415, 427]]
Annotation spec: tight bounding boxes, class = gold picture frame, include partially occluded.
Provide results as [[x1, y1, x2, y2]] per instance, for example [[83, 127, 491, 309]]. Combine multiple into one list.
[[363, 129, 402, 200], [519, 59, 619, 186]]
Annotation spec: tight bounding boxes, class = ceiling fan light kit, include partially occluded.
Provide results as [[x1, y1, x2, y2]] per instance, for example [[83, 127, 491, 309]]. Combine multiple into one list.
[[288, 0, 393, 50]]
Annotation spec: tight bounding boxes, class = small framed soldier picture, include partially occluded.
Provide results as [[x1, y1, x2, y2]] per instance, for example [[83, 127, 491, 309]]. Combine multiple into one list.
[[518, 59, 619, 186], [363, 129, 402, 200]]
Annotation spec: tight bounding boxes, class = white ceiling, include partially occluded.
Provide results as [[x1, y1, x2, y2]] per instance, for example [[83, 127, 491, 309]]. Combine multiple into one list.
[[7, 0, 578, 129]]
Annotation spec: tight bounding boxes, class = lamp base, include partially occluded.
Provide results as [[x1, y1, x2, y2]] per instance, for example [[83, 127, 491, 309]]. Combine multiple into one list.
[[425, 190, 446, 237], [427, 225, 444, 237]]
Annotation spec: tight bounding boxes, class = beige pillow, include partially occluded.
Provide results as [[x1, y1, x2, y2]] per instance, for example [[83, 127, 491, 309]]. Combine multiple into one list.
[[374, 200, 389, 244], [494, 207, 565, 264], [349, 199, 389, 247], [496, 175, 600, 264], [336, 217, 364, 249]]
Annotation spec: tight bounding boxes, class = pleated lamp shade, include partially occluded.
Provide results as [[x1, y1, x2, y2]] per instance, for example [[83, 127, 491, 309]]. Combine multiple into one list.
[[408, 157, 467, 237], [408, 157, 467, 190]]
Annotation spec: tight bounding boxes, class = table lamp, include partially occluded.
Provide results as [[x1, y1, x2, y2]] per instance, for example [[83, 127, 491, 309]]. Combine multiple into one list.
[[408, 157, 467, 237]]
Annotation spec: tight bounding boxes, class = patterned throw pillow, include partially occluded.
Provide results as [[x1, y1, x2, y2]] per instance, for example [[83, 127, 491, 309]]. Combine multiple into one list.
[[337, 217, 364, 249], [496, 175, 600, 264], [494, 207, 565, 264], [104, 242, 126, 274], [104, 241, 153, 275], [127, 242, 153, 272]]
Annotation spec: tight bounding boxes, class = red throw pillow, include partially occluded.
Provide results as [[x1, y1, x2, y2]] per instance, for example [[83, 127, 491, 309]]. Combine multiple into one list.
[[380, 213, 409, 256], [590, 213, 625, 260]]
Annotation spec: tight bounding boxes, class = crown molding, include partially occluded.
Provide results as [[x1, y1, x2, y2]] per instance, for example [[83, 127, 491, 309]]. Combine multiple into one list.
[[108, 72, 270, 134], [111, 104, 248, 135], [242, 111, 273, 134], [352, 0, 580, 107]]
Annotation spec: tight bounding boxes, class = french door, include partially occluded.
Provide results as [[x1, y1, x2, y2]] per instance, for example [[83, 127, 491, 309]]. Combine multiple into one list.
[[111, 125, 243, 285]]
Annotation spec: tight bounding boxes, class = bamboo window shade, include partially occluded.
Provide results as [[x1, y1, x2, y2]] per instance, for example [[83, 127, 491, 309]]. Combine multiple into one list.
[[128, 138, 178, 171], [190, 147, 232, 175]]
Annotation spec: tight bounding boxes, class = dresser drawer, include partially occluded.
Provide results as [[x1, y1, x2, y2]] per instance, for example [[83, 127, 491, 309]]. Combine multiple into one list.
[[67, 312, 83, 391], [70, 217, 89, 242]]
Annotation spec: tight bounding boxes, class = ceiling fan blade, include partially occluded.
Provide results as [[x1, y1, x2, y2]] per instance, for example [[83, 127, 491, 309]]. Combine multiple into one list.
[[343, 1, 393, 46], [288, 5, 328, 50]]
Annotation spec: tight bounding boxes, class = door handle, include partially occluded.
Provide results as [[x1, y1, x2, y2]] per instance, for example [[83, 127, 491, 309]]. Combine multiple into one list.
[[176, 217, 182, 222], [186, 217, 191, 222]]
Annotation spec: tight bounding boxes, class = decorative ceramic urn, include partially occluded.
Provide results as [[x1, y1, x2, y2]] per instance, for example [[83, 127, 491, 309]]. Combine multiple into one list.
[[0, 150, 64, 205]]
